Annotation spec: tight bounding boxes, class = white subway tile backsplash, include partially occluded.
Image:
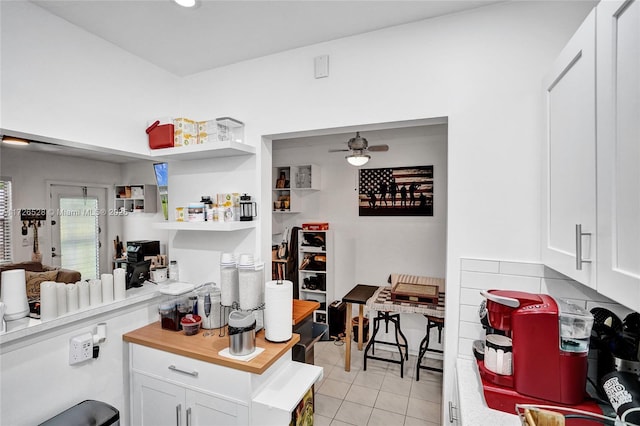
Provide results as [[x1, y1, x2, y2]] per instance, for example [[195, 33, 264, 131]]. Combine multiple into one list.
[[458, 338, 476, 359], [542, 265, 571, 279], [459, 320, 484, 341], [542, 278, 610, 303], [461, 271, 542, 293], [460, 304, 480, 323], [460, 288, 485, 306], [499, 261, 546, 278], [586, 300, 635, 320], [457, 258, 636, 359], [461, 259, 500, 273]]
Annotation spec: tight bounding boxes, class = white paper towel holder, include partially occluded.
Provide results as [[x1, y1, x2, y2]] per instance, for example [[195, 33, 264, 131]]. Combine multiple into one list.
[[264, 279, 293, 343]]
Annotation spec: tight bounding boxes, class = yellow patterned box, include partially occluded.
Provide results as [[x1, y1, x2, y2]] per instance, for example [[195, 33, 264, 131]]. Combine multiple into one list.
[[173, 118, 197, 146], [197, 120, 218, 144]]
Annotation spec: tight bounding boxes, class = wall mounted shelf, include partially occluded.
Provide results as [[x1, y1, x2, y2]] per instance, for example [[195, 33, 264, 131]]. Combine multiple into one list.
[[152, 221, 256, 231], [149, 141, 255, 161]]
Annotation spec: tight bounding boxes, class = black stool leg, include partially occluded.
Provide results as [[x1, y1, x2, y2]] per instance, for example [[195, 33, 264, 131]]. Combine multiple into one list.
[[364, 315, 381, 371], [394, 315, 409, 360]]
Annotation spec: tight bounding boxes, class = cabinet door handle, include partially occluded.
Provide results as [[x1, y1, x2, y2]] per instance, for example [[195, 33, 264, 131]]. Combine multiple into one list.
[[448, 401, 458, 423], [168, 364, 199, 377], [186, 407, 192, 426], [575, 224, 592, 270], [176, 404, 182, 426]]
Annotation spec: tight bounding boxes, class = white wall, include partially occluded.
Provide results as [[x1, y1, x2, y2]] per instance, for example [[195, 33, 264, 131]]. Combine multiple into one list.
[[0, 0, 597, 420], [273, 125, 448, 354], [0, 0, 179, 155], [273, 125, 447, 297], [0, 300, 159, 426], [1, 148, 122, 265], [176, 1, 595, 410]]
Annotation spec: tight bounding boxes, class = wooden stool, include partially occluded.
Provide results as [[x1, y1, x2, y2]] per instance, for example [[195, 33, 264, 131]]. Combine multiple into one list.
[[416, 315, 444, 380]]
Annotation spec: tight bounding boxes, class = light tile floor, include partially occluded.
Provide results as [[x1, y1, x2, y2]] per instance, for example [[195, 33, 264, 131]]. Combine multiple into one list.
[[313, 340, 443, 426]]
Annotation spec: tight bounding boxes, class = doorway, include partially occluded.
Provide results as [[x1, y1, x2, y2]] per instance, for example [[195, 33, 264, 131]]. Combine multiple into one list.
[[49, 183, 108, 280]]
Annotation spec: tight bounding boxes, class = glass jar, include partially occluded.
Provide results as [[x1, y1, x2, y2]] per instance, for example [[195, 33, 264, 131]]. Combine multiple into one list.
[[237, 254, 264, 310], [220, 253, 238, 307], [169, 260, 179, 281]]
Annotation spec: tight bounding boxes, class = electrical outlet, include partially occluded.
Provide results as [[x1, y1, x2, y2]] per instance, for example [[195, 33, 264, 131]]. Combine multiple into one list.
[[69, 332, 93, 365]]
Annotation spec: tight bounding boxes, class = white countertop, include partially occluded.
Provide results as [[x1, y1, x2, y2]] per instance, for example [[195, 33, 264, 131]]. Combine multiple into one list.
[[0, 283, 160, 349], [456, 357, 520, 425]]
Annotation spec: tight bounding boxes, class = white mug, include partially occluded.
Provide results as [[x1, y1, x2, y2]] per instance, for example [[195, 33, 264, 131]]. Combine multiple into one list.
[[485, 334, 513, 376]]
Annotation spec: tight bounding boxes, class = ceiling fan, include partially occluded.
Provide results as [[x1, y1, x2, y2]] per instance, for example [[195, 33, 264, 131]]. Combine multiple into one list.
[[328, 132, 389, 166]]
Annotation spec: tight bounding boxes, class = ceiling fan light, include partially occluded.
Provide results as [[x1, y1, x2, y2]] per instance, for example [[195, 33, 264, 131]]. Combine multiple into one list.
[[1, 136, 30, 146], [346, 153, 370, 167], [174, 0, 197, 7]]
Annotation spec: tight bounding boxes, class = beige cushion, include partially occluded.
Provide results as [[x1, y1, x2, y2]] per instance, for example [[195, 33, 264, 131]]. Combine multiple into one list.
[[25, 270, 58, 300]]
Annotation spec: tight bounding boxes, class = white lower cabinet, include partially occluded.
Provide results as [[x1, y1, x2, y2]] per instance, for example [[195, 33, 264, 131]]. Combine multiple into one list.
[[132, 373, 248, 426], [128, 343, 322, 426]]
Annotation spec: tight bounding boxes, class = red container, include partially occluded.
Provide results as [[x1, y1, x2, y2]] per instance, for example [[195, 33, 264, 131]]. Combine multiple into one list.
[[146, 121, 174, 149], [302, 222, 329, 230]]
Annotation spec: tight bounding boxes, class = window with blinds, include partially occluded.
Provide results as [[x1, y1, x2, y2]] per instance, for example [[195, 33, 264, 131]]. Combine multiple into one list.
[[0, 178, 13, 265], [59, 197, 99, 280]]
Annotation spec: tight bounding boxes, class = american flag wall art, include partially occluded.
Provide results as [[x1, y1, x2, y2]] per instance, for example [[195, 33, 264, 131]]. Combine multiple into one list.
[[358, 166, 433, 216]]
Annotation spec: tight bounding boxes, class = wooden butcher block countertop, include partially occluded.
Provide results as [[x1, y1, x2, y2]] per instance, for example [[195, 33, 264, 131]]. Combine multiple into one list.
[[123, 300, 317, 375], [292, 299, 320, 325]]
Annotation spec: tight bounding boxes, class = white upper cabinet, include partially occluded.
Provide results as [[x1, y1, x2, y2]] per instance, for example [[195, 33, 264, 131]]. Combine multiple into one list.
[[542, 9, 597, 288], [596, 0, 640, 310]]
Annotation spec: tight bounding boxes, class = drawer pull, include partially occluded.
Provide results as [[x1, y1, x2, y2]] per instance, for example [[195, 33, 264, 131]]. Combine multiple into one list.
[[176, 404, 181, 426], [168, 365, 199, 377]]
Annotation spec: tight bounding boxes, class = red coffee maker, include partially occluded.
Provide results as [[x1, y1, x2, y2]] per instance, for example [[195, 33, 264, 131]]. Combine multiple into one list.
[[477, 290, 601, 417]]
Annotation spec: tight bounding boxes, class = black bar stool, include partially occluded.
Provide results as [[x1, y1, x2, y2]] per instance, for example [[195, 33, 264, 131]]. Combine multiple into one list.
[[364, 311, 409, 377], [416, 315, 444, 381]]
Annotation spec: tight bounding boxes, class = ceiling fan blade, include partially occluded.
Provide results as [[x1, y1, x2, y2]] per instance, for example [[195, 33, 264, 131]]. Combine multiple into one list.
[[328, 148, 350, 153], [368, 144, 389, 152]]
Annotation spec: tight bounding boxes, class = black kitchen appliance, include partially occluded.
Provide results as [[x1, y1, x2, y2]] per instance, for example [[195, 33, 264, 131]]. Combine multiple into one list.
[[328, 300, 346, 340], [126, 240, 160, 263]]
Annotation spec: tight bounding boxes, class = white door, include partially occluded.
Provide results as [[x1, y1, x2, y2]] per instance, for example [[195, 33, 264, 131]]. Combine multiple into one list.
[[132, 373, 185, 426], [49, 184, 108, 280], [596, 0, 640, 310], [186, 388, 248, 426], [542, 9, 597, 287]]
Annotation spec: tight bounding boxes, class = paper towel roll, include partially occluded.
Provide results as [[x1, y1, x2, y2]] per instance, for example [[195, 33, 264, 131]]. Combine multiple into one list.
[[40, 281, 58, 321], [113, 268, 126, 300], [264, 280, 293, 342], [101, 273, 114, 303], [0, 269, 29, 320], [89, 279, 102, 306], [56, 282, 67, 315], [66, 283, 79, 313], [77, 280, 90, 309]]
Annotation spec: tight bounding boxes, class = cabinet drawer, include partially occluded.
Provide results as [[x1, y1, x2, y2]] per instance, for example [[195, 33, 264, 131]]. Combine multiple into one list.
[[130, 344, 250, 400]]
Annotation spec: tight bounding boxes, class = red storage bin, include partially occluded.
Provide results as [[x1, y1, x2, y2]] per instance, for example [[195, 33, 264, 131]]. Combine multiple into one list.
[[146, 120, 174, 149]]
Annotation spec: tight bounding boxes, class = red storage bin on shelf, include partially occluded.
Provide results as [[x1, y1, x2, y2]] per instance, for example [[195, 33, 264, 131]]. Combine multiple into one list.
[[146, 120, 174, 149], [302, 222, 329, 231]]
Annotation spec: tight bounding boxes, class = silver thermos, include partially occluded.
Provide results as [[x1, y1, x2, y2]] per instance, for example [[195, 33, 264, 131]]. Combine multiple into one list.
[[228, 310, 256, 356]]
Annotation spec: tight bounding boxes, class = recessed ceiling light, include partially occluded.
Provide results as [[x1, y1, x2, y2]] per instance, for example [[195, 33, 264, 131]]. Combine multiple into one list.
[[174, 0, 197, 7], [1, 136, 30, 146]]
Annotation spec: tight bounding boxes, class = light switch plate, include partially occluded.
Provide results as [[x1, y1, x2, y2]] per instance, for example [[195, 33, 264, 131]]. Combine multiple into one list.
[[314, 55, 329, 79]]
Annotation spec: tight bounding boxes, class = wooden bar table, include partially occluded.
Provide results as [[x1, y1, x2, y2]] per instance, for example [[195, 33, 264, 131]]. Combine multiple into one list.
[[342, 284, 379, 372]]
